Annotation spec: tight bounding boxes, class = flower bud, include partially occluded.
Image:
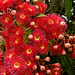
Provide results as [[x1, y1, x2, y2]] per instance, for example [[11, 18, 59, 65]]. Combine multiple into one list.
[[53, 45, 58, 50], [28, 34, 33, 40], [54, 63, 60, 67], [62, 50, 66, 55], [35, 5, 39, 9], [35, 55, 40, 60], [58, 34, 64, 39], [65, 43, 71, 48], [26, 0, 30, 2], [30, 22, 35, 26], [33, 65, 37, 70], [11, 10, 16, 15], [40, 65, 45, 71], [54, 68, 59, 71], [46, 69, 51, 74], [35, 73, 39, 75], [34, 0, 38, 1], [45, 57, 50, 62], [68, 48, 73, 52], [69, 36, 74, 40], [60, 21, 66, 26]]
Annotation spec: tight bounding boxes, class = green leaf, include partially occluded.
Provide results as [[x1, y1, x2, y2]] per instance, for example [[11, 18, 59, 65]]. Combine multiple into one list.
[[26, 29, 32, 35], [65, 0, 72, 20], [1, 38, 5, 51], [1, 38, 5, 45], [60, 55, 74, 75], [36, 13, 46, 17]]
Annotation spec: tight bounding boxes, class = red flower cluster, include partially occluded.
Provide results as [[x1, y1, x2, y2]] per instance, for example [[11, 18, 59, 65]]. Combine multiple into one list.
[[30, 14, 67, 40], [0, 0, 68, 75]]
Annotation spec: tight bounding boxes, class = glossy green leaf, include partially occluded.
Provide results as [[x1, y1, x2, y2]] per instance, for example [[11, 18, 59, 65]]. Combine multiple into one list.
[[1, 38, 5, 45], [60, 55, 74, 75], [26, 29, 32, 35], [0, 38, 5, 51], [36, 13, 46, 17], [65, 0, 72, 20]]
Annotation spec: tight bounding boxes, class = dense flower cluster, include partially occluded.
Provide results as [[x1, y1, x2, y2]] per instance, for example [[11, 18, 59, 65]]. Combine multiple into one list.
[[0, 0, 74, 75]]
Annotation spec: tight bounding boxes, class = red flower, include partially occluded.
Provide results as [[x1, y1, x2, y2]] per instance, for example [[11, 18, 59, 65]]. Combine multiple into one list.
[[25, 5, 38, 16], [0, 0, 13, 11], [38, 17, 48, 31], [31, 29, 46, 43], [15, 11, 31, 26], [37, 40, 49, 55], [41, 14, 67, 40], [15, 2, 28, 10], [1, 14, 13, 27], [5, 56, 27, 75], [47, 28, 60, 40], [38, 1, 47, 14], [22, 44, 36, 60], [11, 26, 25, 36], [47, 14, 67, 33], [25, 59, 36, 71], [4, 49, 16, 61], [9, 34, 24, 48]]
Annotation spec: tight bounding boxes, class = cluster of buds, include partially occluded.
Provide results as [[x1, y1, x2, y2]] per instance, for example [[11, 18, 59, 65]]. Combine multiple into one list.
[[34, 63, 62, 75], [0, 0, 71, 75], [50, 33, 75, 58]]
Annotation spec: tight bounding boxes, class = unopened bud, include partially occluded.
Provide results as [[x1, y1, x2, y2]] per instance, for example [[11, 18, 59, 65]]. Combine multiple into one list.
[[69, 36, 74, 40], [34, 0, 38, 1], [35, 73, 39, 75], [26, 0, 30, 2], [28, 34, 33, 40], [60, 21, 66, 26], [45, 57, 50, 62], [11, 10, 16, 15], [53, 45, 58, 50], [54, 68, 59, 71], [58, 34, 64, 39], [33, 65, 37, 70], [46, 69, 51, 74], [30, 22, 35, 26], [65, 43, 71, 48], [35, 5, 39, 9], [40, 65, 45, 71], [54, 63, 60, 67], [35, 55, 40, 60], [62, 50, 66, 55], [68, 48, 73, 52]]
